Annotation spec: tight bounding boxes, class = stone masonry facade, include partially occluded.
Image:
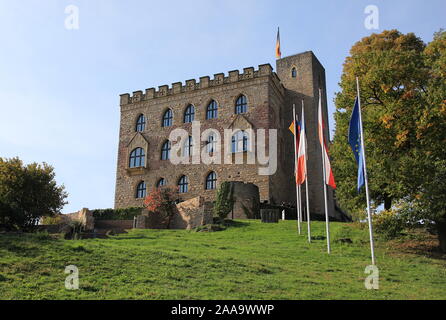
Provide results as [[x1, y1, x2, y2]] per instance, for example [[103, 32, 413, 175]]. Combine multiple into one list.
[[114, 51, 339, 219]]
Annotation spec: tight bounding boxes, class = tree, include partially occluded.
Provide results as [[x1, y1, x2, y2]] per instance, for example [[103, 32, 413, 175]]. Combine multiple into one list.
[[332, 30, 427, 216], [143, 187, 177, 228], [332, 29, 446, 251], [405, 30, 446, 251], [213, 182, 234, 222], [0, 157, 68, 230]]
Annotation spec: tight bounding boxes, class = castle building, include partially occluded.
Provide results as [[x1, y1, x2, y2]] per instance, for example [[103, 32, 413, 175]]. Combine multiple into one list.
[[114, 51, 339, 219]]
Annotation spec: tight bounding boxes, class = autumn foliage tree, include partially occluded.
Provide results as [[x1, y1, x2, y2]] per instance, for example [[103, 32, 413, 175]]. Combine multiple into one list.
[[143, 187, 177, 228], [407, 30, 446, 251], [331, 29, 446, 251]]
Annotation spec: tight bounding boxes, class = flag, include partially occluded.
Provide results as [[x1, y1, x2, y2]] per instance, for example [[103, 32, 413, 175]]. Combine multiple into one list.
[[289, 115, 301, 183], [317, 92, 336, 189], [352, 77, 376, 265], [289, 120, 301, 147], [296, 106, 307, 185], [348, 97, 365, 192], [275, 27, 281, 59], [288, 121, 295, 135]]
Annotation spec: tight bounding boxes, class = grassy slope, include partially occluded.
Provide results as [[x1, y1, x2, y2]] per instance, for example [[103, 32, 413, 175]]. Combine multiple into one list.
[[0, 220, 445, 300]]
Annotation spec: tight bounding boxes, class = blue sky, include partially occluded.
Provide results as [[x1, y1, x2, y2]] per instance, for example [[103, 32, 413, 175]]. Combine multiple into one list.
[[0, 0, 444, 213]]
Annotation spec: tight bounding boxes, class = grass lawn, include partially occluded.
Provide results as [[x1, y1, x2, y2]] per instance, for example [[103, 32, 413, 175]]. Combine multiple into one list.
[[0, 220, 445, 300]]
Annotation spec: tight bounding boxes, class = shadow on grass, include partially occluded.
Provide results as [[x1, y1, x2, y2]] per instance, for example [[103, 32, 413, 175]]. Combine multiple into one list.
[[110, 236, 158, 240], [222, 220, 250, 228], [81, 285, 100, 292], [0, 235, 45, 257], [388, 234, 446, 261]]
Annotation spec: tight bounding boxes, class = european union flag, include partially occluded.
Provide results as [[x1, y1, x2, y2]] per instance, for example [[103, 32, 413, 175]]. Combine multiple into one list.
[[348, 97, 365, 192]]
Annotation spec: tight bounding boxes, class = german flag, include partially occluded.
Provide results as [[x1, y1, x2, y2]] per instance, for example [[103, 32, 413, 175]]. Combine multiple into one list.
[[275, 27, 281, 59]]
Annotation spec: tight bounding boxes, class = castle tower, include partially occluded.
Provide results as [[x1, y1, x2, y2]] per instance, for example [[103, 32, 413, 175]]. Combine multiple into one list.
[[276, 51, 337, 219]]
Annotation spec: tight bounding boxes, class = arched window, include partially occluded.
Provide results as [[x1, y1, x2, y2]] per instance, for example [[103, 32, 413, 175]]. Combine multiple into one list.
[[183, 105, 195, 123], [162, 109, 173, 127], [235, 95, 247, 114], [231, 131, 249, 153], [161, 140, 171, 160], [135, 114, 146, 132], [291, 67, 297, 78], [129, 147, 145, 168], [183, 136, 194, 157], [206, 100, 218, 119], [206, 133, 217, 153], [205, 171, 217, 190], [178, 175, 189, 193], [136, 181, 146, 199], [157, 178, 166, 188]]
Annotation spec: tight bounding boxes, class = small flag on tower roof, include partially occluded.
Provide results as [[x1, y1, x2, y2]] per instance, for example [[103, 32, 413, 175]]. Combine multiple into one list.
[[275, 27, 281, 59]]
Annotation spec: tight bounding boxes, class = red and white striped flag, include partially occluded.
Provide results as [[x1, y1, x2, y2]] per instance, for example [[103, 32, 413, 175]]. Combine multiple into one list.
[[296, 105, 307, 185], [318, 91, 336, 189]]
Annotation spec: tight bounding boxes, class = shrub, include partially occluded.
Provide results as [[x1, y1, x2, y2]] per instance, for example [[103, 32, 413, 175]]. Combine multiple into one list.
[[143, 187, 177, 228], [373, 210, 405, 239], [213, 182, 234, 222], [40, 215, 64, 225], [91, 207, 142, 220]]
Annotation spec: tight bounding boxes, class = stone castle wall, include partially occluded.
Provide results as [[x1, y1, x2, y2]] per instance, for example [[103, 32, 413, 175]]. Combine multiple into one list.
[[138, 196, 213, 230], [114, 64, 281, 208], [170, 196, 213, 229], [230, 181, 260, 219], [114, 52, 339, 219], [62, 208, 94, 231]]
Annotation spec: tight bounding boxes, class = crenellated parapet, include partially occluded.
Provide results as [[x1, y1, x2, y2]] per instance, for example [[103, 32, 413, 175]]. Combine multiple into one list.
[[120, 64, 274, 106]]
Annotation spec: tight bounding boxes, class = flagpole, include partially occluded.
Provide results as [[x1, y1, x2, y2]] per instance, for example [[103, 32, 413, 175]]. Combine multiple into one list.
[[319, 89, 331, 254], [292, 104, 301, 235], [356, 77, 376, 265], [302, 100, 311, 243], [298, 184, 302, 227]]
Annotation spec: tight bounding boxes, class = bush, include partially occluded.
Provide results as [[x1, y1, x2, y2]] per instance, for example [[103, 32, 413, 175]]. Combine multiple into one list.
[[373, 210, 405, 239], [40, 215, 64, 225], [92, 207, 142, 220], [213, 182, 234, 222]]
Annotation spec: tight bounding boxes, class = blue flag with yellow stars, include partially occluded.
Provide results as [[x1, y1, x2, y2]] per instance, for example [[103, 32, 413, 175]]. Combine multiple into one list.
[[348, 97, 365, 192]]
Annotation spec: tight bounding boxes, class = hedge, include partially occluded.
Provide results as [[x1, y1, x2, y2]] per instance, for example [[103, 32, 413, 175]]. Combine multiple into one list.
[[91, 207, 143, 221]]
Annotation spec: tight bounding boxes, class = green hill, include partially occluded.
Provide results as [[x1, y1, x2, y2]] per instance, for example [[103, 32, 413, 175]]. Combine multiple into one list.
[[0, 220, 445, 299]]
